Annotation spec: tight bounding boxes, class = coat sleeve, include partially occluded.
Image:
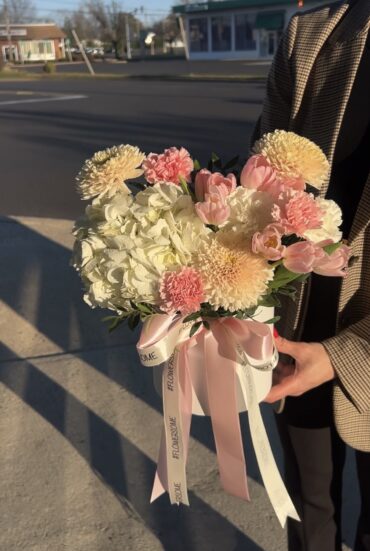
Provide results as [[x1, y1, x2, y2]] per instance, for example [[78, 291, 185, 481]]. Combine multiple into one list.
[[251, 15, 298, 147], [323, 315, 370, 414]]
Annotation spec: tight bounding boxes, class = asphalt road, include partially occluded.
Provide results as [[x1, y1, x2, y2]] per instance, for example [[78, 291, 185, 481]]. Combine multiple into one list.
[[0, 77, 266, 219]]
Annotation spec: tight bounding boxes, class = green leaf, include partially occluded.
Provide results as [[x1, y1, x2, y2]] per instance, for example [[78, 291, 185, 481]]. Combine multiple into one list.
[[193, 159, 201, 171], [136, 303, 154, 314], [128, 313, 140, 331], [323, 242, 342, 256], [203, 320, 210, 330], [294, 273, 311, 283], [264, 316, 281, 325], [102, 315, 120, 323], [189, 321, 202, 338], [211, 152, 220, 162], [183, 311, 201, 323], [201, 310, 220, 318], [179, 176, 190, 196], [270, 265, 302, 290], [258, 294, 281, 308], [108, 317, 126, 332]]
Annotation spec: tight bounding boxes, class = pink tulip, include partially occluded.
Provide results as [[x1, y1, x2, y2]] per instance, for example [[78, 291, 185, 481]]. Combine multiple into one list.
[[240, 154, 278, 191], [313, 245, 350, 277], [195, 186, 230, 226], [195, 170, 237, 201], [252, 223, 286, 261], [195, 169, 212, 201], [282, 241, 325, 274]]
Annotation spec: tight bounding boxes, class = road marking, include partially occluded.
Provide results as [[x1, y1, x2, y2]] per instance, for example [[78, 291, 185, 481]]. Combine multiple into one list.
[[0, 94, 87, 106]]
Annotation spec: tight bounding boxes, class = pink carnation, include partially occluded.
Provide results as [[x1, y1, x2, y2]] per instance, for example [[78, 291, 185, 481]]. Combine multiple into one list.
[[159, 267, 204, 315], [272, 190, 323, 236], [195, 170, 237, 201], [143, 147, 194, 185]]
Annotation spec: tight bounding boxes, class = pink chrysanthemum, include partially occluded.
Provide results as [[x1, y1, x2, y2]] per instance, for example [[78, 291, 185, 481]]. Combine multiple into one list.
[[159, 267, 204, 315], [272, 191, 323, 236], [143, 147, 194, 185]]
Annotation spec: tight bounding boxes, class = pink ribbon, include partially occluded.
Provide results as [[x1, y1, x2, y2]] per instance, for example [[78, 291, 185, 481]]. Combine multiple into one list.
[[137, 315, 274, 506]]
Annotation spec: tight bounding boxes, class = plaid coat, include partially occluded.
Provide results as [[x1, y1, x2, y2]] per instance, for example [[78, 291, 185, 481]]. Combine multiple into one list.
[[253, 0, 370, 451]]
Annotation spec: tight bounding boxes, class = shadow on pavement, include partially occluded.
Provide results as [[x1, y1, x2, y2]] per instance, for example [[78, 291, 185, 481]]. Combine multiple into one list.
[[0, 349, 265, 551]]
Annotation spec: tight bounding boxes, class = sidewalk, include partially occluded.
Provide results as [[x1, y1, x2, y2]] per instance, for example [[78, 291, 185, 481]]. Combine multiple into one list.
[[0, 216, 358, 551]]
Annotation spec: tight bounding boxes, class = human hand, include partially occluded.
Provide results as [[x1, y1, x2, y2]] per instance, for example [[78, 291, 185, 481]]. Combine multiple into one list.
[[264, 336, 336, 403]]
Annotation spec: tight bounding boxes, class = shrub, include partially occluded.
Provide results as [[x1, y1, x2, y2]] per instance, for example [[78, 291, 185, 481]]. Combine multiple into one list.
[[43, 61, 56, 74]]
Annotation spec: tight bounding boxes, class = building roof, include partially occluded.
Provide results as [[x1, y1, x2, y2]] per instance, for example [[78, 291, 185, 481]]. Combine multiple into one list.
[[173, 0, 324, 14], [0, 23, 66, 40]]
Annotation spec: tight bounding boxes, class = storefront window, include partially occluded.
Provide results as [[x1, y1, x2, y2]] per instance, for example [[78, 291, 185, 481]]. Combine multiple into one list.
[[235, 14, 256, 51], [211, 16, 231, 52], [189, 18, 208, 52], [19, 40, 54, 59]]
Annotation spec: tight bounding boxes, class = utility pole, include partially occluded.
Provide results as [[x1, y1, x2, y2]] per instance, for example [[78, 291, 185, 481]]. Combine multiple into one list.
[[125, 14, 132, 60], [178, 16, 189, 61], [4, 0, 14, 63], [71, 29, 95, 76]]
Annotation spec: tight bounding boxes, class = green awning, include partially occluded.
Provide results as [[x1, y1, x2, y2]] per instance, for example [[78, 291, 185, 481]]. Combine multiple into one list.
[[255, 11, 285, 30]]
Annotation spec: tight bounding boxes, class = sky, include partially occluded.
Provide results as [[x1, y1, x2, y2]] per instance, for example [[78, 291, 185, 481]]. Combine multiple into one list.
[[35, 0, 176, 23]]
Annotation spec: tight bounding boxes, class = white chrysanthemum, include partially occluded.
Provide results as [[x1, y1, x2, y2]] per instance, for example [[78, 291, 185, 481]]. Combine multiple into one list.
[[76, 144, 145, 200], [194, 231, 274, 311], [224, 187, 275, 236], [72, 183, 209, 312], [253, 130, 330, 188], [304, 198, 343, 243]]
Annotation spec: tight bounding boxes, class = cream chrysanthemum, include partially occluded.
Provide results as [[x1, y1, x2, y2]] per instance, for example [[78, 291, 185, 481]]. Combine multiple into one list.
[[77, 144, 145, 200], [194, 232, 274, 311], [253, 130, 329, 188]]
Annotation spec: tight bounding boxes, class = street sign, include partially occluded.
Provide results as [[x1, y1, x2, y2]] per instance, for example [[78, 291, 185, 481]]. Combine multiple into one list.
[[0, 29, 27, 37]]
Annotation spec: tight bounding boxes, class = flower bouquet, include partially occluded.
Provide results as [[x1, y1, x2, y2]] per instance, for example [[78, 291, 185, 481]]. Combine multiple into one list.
[[72, 131, 349, 526]]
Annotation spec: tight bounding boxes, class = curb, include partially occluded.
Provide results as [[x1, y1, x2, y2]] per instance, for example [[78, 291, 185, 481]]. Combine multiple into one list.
[[0, 72, 268, 84]]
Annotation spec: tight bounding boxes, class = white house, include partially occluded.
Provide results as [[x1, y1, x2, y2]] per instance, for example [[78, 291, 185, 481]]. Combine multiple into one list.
[[173, 0, 337, 60]]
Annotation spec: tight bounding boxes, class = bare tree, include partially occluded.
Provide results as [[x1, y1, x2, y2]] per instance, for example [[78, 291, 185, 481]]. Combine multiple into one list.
[[152, 14, 181, 53], [85, 0, 142, 58], [86, 0, 123, 58], [63, 10, 98, 43], [0, 0, 36, 23]]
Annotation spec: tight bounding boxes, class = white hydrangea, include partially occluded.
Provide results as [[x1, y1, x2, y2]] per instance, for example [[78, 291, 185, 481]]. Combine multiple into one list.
[[304, 198, 343, 243], [223, 187, 275, 236], [72, 183, 209, 312]]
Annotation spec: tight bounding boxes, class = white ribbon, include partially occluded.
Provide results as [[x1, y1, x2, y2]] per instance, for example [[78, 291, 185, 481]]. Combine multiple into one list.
[[236, 347, 300, 527]]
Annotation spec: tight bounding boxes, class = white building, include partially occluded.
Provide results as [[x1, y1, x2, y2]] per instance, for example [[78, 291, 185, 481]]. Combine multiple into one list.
[[173, 0, 337, 60]]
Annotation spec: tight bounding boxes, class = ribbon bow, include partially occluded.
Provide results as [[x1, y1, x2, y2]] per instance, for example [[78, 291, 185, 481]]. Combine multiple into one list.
[[137, 314, 299, 527]]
